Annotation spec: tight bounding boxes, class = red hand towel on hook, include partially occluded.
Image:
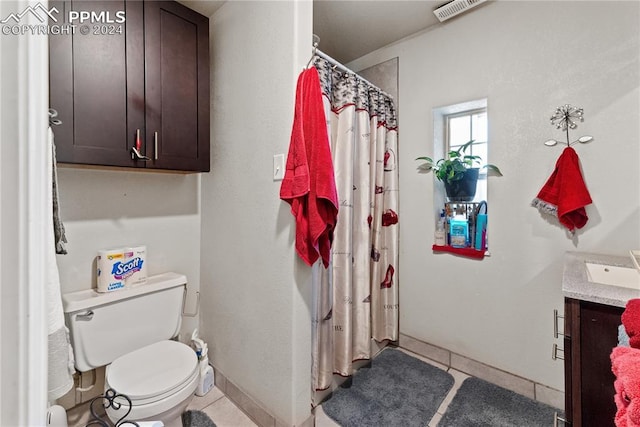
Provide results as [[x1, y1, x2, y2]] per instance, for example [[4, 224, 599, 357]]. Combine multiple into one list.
[[280, 67, 338, 268], [532, 147, 592, 232]]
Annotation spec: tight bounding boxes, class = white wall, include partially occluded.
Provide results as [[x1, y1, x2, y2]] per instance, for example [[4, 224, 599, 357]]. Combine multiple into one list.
[[200, 1, 312, 425], [45, 0, 639, 420], [55, 168, 202, 339], [349, 1, 640, 391], [53, 2, 315, 424]]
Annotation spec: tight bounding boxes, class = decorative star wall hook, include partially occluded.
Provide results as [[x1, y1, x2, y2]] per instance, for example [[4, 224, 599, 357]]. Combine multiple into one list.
[[543, 104, 594, 147]]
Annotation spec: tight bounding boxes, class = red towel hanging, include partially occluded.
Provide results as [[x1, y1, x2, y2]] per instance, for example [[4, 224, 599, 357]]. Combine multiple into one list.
[[532, 146, 592, 232], [280, 67, 338, 268]]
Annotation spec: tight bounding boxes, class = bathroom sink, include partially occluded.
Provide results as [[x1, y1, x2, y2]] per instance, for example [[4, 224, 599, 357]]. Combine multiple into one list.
[[585, 262, 640, 290]]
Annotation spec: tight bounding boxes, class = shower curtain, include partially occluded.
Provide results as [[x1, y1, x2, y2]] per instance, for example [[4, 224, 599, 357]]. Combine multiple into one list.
[[311, 57, 399, 391]]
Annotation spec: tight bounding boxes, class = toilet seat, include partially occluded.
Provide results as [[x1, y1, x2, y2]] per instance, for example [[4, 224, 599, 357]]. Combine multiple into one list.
[[105, 340, 198, 421]]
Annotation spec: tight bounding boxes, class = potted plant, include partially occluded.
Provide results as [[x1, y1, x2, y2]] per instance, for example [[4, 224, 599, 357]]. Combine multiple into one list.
[[415, 140, 503, 201]]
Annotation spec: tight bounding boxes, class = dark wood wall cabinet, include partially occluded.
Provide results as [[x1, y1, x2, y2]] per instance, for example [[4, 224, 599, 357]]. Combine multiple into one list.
[[49, 1, 210, 172], [564, 298, 623, 426]]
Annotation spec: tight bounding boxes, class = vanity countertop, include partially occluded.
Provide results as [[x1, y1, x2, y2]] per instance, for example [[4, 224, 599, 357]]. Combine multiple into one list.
[[563, 251, 639, 308]]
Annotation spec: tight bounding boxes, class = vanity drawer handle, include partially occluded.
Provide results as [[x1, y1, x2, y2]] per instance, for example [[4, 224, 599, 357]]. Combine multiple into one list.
[[554, 411, 569, 426], [154, 131, 158, 160], [552, 343, 564, 361], [554, 309, 565, 338]]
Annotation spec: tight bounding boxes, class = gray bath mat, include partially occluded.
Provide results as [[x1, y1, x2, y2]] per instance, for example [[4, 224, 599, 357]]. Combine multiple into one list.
[[438, 377, 559, 426], [182, 409, 217, 427], [322, 348, 454, 427]]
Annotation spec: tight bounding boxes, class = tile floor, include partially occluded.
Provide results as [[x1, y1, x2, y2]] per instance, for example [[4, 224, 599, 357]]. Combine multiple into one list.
[[67, 347, 546, 427], [178, 388, 258, 427], [66, 386, 258, 427]]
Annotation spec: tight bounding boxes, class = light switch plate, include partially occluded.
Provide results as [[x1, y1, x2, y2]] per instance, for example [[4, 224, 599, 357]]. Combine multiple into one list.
[[273, 154, 285, 181]]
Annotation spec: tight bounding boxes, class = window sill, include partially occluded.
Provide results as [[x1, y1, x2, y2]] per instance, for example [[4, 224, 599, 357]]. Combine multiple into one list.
[[432, 244, 488, 260]]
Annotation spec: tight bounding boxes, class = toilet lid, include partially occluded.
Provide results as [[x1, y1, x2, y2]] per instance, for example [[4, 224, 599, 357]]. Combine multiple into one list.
[[108, 340, 197, 400]]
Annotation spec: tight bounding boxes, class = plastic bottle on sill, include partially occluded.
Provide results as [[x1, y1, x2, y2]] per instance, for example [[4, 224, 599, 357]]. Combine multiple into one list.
[[434, 210, 446, 246], [445, 205, 453, 245], [450, 214, 469, 248], [475, 214, 487, 251]]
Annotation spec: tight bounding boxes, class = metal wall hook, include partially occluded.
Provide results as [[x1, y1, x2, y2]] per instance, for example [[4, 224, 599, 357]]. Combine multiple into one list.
[[543, 104, 593, 147], [49, 108, 62, 126]]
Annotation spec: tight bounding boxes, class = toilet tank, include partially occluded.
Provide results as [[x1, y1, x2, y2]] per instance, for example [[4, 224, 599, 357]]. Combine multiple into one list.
[[63, 272, 187, 372]]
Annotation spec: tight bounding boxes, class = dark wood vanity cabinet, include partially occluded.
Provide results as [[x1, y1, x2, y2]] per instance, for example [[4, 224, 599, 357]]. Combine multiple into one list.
[[49, 1, 209, 172], [564, 298, 623, 426]]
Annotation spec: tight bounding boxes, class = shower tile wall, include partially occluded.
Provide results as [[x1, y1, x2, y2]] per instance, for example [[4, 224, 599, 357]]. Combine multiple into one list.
[[358, 57, 399, 106]]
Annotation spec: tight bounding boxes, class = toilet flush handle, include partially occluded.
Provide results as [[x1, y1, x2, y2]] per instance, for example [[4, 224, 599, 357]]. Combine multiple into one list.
[[76, 310, 94, 321]]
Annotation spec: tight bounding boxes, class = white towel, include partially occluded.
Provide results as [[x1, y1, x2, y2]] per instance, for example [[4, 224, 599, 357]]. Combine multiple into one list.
[[46, 127, 74, 401]]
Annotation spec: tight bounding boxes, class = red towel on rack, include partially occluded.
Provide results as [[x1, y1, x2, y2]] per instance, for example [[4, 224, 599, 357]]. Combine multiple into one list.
[[531, 147, 592, 232], [280, 67, 338, 268]]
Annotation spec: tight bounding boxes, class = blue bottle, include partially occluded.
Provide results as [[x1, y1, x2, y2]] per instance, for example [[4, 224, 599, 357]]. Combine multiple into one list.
[[475, 214, 487, 250], [450, 215, 469, 248]]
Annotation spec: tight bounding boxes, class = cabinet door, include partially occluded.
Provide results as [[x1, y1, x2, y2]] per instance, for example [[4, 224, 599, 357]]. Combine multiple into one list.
[[49, 1, 145, 167], [579, 301, 622, 427], [564, 298, 579, 425], [144, 1, 210, 172]]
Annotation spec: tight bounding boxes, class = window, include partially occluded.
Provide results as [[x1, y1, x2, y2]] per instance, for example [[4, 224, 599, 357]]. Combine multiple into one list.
[[432, 99, 492, 256], [445, 108, 488, 202]]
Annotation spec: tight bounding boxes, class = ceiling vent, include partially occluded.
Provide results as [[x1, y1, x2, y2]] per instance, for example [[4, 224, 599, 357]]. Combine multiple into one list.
[[433, 0, 487, 22]]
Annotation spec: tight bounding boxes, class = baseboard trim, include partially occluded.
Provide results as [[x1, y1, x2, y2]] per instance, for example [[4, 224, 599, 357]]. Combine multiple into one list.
[[211, 334, 564, 425], [399, 333, 564, 410], [214, 368, 314, 427]]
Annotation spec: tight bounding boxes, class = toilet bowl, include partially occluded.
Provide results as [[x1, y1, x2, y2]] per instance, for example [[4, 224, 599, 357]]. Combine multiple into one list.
[[105, 340, 198, 424], [62, 273, 198, 425]]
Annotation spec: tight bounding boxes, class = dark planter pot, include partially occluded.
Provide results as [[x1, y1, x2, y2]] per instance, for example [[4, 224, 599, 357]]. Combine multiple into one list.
[[443, 168, 479, 202]]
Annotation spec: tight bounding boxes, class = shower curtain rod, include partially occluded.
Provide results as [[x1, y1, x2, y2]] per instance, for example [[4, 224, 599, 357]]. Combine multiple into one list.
[[313, 48, 394, 101]]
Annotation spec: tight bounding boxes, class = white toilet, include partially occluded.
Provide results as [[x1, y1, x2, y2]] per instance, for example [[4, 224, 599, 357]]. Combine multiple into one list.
[[63, 272, 198, 425]]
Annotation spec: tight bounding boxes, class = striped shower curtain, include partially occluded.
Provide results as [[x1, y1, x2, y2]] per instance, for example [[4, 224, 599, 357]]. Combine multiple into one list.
[[311, 57, 399, 392]]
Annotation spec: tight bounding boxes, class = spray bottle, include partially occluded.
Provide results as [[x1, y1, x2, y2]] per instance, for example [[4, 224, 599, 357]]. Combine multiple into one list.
[[191, 329, 215, 396], [434, 209, 446, 246]]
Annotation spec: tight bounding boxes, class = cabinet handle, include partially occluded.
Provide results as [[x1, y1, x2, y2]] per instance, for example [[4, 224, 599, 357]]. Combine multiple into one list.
[[554, 309, 565, 338], [131, 129, 150, 161], [554, 411, 569, 426], [154, 131, 158, 160], [552, 343, 564, 361]]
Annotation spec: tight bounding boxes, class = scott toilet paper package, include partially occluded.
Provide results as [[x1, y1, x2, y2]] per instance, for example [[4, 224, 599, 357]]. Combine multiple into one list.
[[97, 248, 126, 292], [123, 245, 147, 286], [96, 245, 147, 292]]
